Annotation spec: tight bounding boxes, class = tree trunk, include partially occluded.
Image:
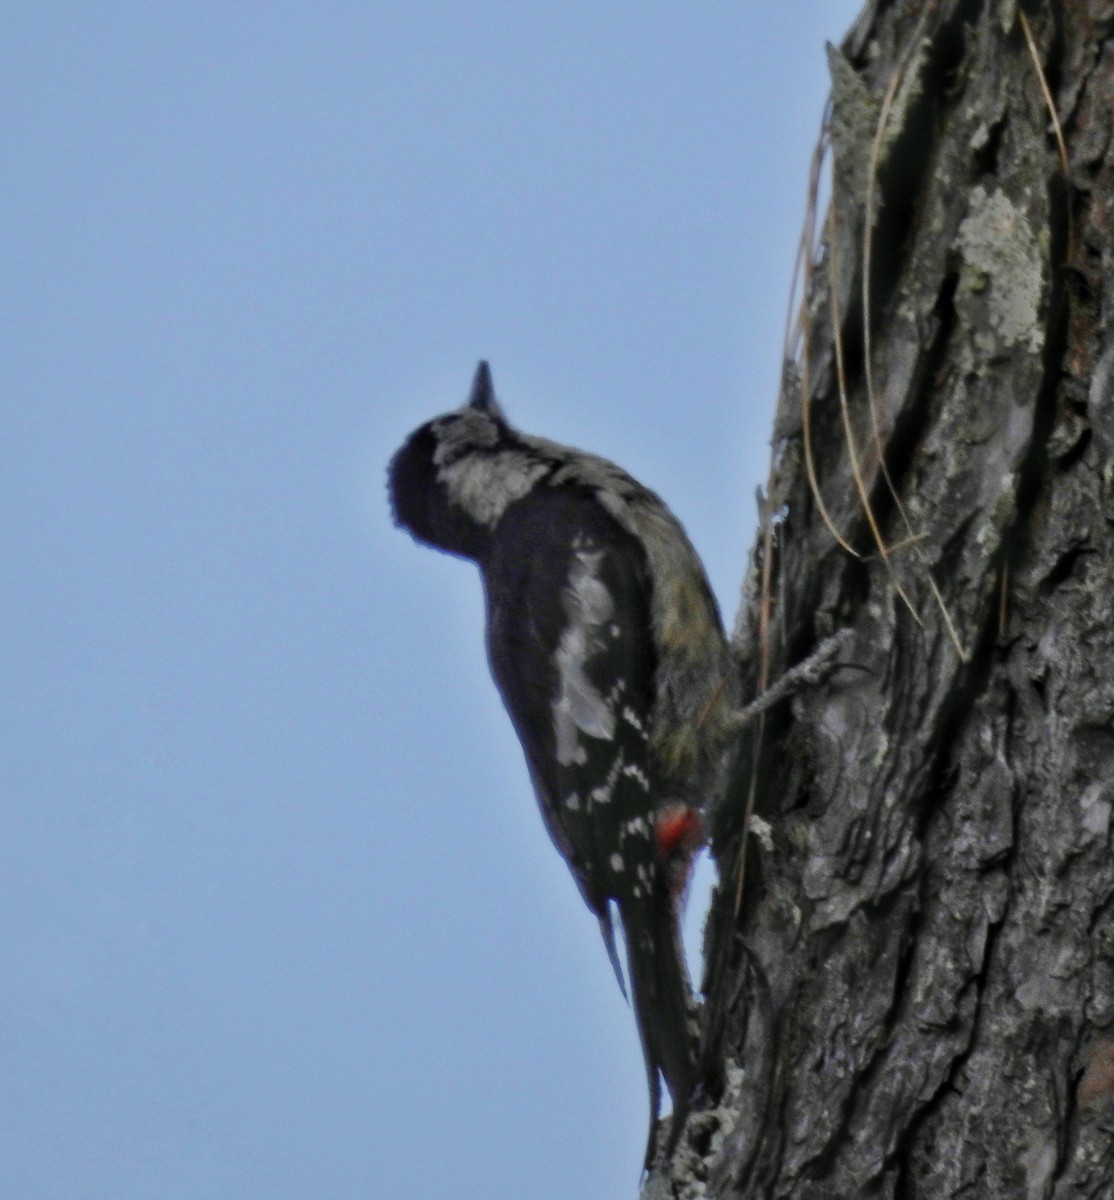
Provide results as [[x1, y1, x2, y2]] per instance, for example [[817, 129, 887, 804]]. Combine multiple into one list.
[[652, 2, 1114, 1197]]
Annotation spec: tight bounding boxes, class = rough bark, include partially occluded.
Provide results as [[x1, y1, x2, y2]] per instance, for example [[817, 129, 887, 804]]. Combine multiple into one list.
[[649, 2, 1114, 1197]]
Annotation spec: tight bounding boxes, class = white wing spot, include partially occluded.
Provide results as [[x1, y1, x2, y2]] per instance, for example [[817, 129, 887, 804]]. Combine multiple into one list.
[[621, 706, 646, 734], [588, 752, 625, 807], [565, 793, 580, 811], [552, 548, 617, 766], [622, 763, 651, 791], [609, 853, 624, 873]]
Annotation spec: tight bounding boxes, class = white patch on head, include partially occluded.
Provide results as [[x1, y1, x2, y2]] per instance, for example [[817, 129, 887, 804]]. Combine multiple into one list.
[[429, 406, 554, 527], [552, 548, 617, 765], [609, 853, 624, 873], [438, 447, 549, 528]]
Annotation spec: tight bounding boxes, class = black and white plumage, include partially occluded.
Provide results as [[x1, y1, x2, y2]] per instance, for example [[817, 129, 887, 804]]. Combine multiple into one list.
[[388, 362, 735, 1165]]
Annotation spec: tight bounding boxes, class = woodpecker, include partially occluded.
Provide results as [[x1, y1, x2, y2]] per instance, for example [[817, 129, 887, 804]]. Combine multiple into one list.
[[388, 362, 735, 1164]]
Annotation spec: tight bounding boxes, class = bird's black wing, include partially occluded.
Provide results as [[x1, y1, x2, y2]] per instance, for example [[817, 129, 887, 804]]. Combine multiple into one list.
[[482, 488, 659, 974]]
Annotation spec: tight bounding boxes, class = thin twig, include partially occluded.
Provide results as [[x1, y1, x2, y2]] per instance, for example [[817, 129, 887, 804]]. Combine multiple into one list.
[[799, 125, 860, 559], [827, 202, 923, 626], [724, 629, 855, 730], [848, 45, 969, 659], [734, 483, 777, 916], [882, 531, 929, 554], [1019, 10, 1074, 261], [860, 0, 938, 501], [862, 67, 908, 514]]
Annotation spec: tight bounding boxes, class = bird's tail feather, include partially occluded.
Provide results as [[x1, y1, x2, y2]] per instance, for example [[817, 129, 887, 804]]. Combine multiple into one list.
[[597, 906, 629, 1002], [620, 883, 698, 1168]]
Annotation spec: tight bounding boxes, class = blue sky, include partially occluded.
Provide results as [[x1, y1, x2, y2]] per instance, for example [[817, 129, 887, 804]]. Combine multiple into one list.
[[2, 4, 860, 1198]]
